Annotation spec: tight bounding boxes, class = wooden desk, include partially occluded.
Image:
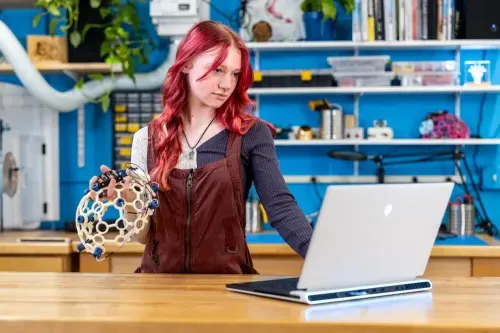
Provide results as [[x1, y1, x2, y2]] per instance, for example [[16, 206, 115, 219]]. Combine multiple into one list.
[[1, 230, 500, 277], [75, 233, 500, 278], [0, 273, 499, 333], [0, 231, 73, 272]]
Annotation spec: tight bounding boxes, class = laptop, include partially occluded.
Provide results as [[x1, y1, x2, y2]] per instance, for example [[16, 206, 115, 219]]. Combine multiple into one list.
[[226, 182, 454, 305]]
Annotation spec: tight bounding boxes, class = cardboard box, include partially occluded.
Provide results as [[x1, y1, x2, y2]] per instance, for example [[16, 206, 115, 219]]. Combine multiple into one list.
[[27, 35, 68, 63]]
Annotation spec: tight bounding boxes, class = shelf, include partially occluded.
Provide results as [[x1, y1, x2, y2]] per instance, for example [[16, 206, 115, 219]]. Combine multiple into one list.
[[246, 40, 500, 51], [0, 0, 35, 8], [283, 175, 462, 184], [0, 62, 122, 74], [274, 139, 500, 146], [249, 85, 500, 95]]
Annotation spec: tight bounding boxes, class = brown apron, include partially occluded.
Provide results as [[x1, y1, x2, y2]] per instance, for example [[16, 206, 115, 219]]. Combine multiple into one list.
[[134, 124, 258, 274]]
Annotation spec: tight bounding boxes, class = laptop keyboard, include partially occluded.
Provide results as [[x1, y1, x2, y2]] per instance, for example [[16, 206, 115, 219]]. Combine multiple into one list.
[[227, 277, 303, 297]]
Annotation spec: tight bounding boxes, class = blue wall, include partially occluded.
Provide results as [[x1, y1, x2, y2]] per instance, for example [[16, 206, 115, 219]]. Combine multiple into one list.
[[1, 1, 499, 234]]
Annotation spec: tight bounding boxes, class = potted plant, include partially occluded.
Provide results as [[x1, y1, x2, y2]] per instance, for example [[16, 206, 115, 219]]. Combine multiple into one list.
[[300, 0, 354, 41], [32, 0, 156, 111]]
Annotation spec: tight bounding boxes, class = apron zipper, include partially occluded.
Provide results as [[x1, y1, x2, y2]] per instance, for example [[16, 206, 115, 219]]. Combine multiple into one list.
[[185, 169, 194, 272]]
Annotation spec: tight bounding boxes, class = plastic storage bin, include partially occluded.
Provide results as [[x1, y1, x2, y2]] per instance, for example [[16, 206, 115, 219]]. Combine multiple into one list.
[[392, 61, 458, 73], [392, 61, 459, 86], [252, 69, 333, 88], [327, 56, 391, 73], [398, 72, 459, 86], [332, 71, 395, 87]]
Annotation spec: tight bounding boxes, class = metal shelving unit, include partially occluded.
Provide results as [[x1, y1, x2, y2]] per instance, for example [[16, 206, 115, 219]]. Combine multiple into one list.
[[246, 40, 500, 183]]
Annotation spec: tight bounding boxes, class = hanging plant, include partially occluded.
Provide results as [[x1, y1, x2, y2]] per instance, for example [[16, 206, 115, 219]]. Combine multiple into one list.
[[32, 0, 157, 111]]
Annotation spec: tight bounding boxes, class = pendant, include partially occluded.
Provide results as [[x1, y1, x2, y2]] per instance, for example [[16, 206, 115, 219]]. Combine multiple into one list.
[[188, 149, 194, 160]]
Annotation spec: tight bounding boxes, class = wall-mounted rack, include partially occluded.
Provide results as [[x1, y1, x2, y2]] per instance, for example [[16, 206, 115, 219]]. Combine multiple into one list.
[[246, 40, 500, 184]]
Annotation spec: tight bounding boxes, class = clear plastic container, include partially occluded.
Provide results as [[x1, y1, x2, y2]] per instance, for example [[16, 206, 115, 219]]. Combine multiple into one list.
[[392, 61, 458, 73], [398, 71, 459, 86], [327, 56, 391, 73], [332, 71, 394, 87]]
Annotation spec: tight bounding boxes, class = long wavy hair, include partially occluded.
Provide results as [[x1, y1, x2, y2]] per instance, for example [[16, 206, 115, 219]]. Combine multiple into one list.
[[149, 20, 275, 190]]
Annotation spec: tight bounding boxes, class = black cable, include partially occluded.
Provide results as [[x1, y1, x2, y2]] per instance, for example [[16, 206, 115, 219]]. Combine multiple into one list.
[[451, 154, 486, 225], [472, 49, 488, 190], [310, 177, 323, 204], [452, 151, 499, 238]]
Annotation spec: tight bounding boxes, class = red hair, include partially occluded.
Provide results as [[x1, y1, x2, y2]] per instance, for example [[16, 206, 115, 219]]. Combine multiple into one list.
[[150, 20, 275, 190]]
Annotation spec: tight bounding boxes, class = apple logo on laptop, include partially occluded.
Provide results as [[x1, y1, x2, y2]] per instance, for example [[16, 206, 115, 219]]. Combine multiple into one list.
[[384, 204, 393, 216]]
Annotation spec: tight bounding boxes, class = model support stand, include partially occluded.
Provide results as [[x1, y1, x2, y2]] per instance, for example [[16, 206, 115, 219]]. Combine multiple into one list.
[[75, 165, 160, 261]]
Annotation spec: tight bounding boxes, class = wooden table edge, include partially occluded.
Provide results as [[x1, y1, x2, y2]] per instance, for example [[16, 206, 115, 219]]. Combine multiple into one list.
[[68, 241, 500, 258]]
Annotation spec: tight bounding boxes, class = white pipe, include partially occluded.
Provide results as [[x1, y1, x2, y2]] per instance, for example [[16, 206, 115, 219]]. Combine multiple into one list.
[[0, 20, 179, 112]]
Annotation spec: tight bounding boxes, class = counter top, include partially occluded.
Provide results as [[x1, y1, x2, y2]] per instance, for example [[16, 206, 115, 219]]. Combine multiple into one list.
[[0, 272, 499, 333], [0, 230, 499, 258]]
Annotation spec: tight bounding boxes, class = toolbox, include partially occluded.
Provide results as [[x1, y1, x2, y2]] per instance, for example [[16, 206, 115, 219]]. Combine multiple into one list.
[[251, 69, 334, 88]]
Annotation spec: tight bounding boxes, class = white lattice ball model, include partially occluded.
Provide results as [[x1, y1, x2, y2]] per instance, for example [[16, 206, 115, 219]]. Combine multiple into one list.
[[75, 166, 159, 260]]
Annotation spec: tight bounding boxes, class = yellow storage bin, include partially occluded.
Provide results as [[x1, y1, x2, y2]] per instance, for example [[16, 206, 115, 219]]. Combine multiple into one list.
[[114, 105, 127, 113], [114, 115, 127, 123], [118, 136, 133, 145], [118, 148, 131, 158], [127, 123, 140, 133], [115, 124, 127, 132]]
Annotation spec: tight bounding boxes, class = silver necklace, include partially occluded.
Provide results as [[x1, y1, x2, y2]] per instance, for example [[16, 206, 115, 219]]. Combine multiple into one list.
[[182, 115, 217, 160]]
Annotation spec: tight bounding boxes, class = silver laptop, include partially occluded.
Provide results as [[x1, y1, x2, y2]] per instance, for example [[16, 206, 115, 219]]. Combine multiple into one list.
[[226, 182, 454, 305]]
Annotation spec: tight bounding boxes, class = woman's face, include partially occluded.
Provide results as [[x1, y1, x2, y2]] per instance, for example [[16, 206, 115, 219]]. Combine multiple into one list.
[[183, 45, 241, 109]]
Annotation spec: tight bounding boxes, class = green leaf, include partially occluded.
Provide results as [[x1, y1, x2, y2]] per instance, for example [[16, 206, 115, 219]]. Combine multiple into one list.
[[105, 55, 121, 64], [99, 7, 110, 18], [47, 4, 61, 16], [49, 18, 57, 35], [81, 24, 92, 41], [75, 78, 84, 90], [70, 30, 81, 47], [117, 27, 129, 39], [88, 73, 104, 81], [90, 0, 101, 8], [101, 94, 110, 112], [60, 23, 71, 32], [321, 0, 337, 21], [32, 12, 45, 28], [100, 42, 111, 56]]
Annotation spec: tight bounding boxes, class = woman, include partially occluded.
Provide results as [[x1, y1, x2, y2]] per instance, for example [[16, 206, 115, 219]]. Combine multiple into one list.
[[92, 20, 313, 274]]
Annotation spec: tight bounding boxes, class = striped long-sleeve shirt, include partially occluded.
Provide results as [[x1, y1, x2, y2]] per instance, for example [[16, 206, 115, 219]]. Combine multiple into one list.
[[130, 119, 313, 258]]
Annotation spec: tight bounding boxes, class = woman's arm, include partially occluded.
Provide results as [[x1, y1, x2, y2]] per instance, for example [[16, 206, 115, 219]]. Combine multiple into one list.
[[128, 126, 150, 244], [247, 121, 313, 258]]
